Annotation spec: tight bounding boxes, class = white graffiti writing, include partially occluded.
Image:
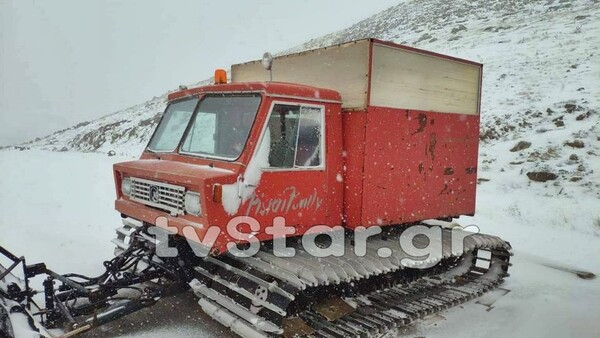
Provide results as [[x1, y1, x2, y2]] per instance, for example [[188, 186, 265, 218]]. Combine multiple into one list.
[[245, 186, 324, 216]]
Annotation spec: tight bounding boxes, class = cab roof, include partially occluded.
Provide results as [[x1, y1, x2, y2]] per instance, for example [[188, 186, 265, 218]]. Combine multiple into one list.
[[167, 82, 342, 103]]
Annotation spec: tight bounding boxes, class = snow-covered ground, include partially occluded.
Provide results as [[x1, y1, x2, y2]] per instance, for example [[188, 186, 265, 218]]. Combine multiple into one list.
[[1, 149, 598, 337], [0, 150, 123, 275]]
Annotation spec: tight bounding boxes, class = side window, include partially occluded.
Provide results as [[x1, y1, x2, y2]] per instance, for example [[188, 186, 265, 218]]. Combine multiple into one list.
[[266, 104, 323, 169], [295, 107, 322, 167]]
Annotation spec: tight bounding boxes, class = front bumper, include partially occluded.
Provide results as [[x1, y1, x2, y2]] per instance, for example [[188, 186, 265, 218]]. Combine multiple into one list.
[[115, 198, 208, 237]]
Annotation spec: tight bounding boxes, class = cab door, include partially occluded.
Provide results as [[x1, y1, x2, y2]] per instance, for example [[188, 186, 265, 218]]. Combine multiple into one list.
[[242, 101, 329, 236]]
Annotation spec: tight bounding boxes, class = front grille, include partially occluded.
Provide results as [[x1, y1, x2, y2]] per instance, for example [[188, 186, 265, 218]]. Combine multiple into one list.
[[130, 177, 185, 216]]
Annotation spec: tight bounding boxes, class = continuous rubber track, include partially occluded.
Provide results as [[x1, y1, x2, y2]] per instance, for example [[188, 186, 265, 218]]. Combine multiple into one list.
[[115, 218, 512, 338], [292, 253, 509, 338]]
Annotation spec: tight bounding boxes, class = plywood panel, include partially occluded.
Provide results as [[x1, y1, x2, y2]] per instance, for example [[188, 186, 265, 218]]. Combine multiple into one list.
[[232, 40, 370, 109], [370, 44, 481, 115]]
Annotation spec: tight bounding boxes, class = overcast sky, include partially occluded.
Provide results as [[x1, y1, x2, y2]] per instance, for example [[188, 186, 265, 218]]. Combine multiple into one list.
[[0, 0, 400, 146]]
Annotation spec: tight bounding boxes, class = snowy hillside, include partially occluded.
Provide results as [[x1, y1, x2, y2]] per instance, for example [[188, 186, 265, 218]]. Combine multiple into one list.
[[288, 0, 599, 112], [14, 78, 211, 157], [22, 94, 166, 156]]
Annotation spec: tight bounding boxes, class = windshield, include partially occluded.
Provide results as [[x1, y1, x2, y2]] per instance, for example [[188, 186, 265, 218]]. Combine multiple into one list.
[[147, 98, 198, 152], [180, 94, 261, 159]]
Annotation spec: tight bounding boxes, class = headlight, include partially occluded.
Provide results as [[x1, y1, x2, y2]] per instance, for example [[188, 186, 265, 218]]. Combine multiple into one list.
[[121, 177, 132, 197], [184, 192, 202, 216]]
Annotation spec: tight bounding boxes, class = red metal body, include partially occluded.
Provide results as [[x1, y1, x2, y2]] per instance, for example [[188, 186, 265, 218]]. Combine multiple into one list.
[[342, 107, 479, 228], [113, 42, 481, 255]]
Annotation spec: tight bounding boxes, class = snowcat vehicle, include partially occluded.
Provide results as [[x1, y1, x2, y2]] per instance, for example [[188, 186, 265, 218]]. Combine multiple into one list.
[[0, 38, 511, 338]]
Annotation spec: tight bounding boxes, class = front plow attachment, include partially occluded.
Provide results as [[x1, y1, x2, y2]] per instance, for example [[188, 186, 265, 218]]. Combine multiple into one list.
[[0, 246, 49, 338], [0, 227, 186, 338]]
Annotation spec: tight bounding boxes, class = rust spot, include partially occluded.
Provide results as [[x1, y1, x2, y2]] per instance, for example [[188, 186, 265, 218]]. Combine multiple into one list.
[[466, 167, 477, 174], [440, 184, 451, 195], [418, 162, 425, 174], [444, 167, 454, 175], [430, 119, 435, 126], [428, 133, 437, 160], [412, 113, 428, 134]]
